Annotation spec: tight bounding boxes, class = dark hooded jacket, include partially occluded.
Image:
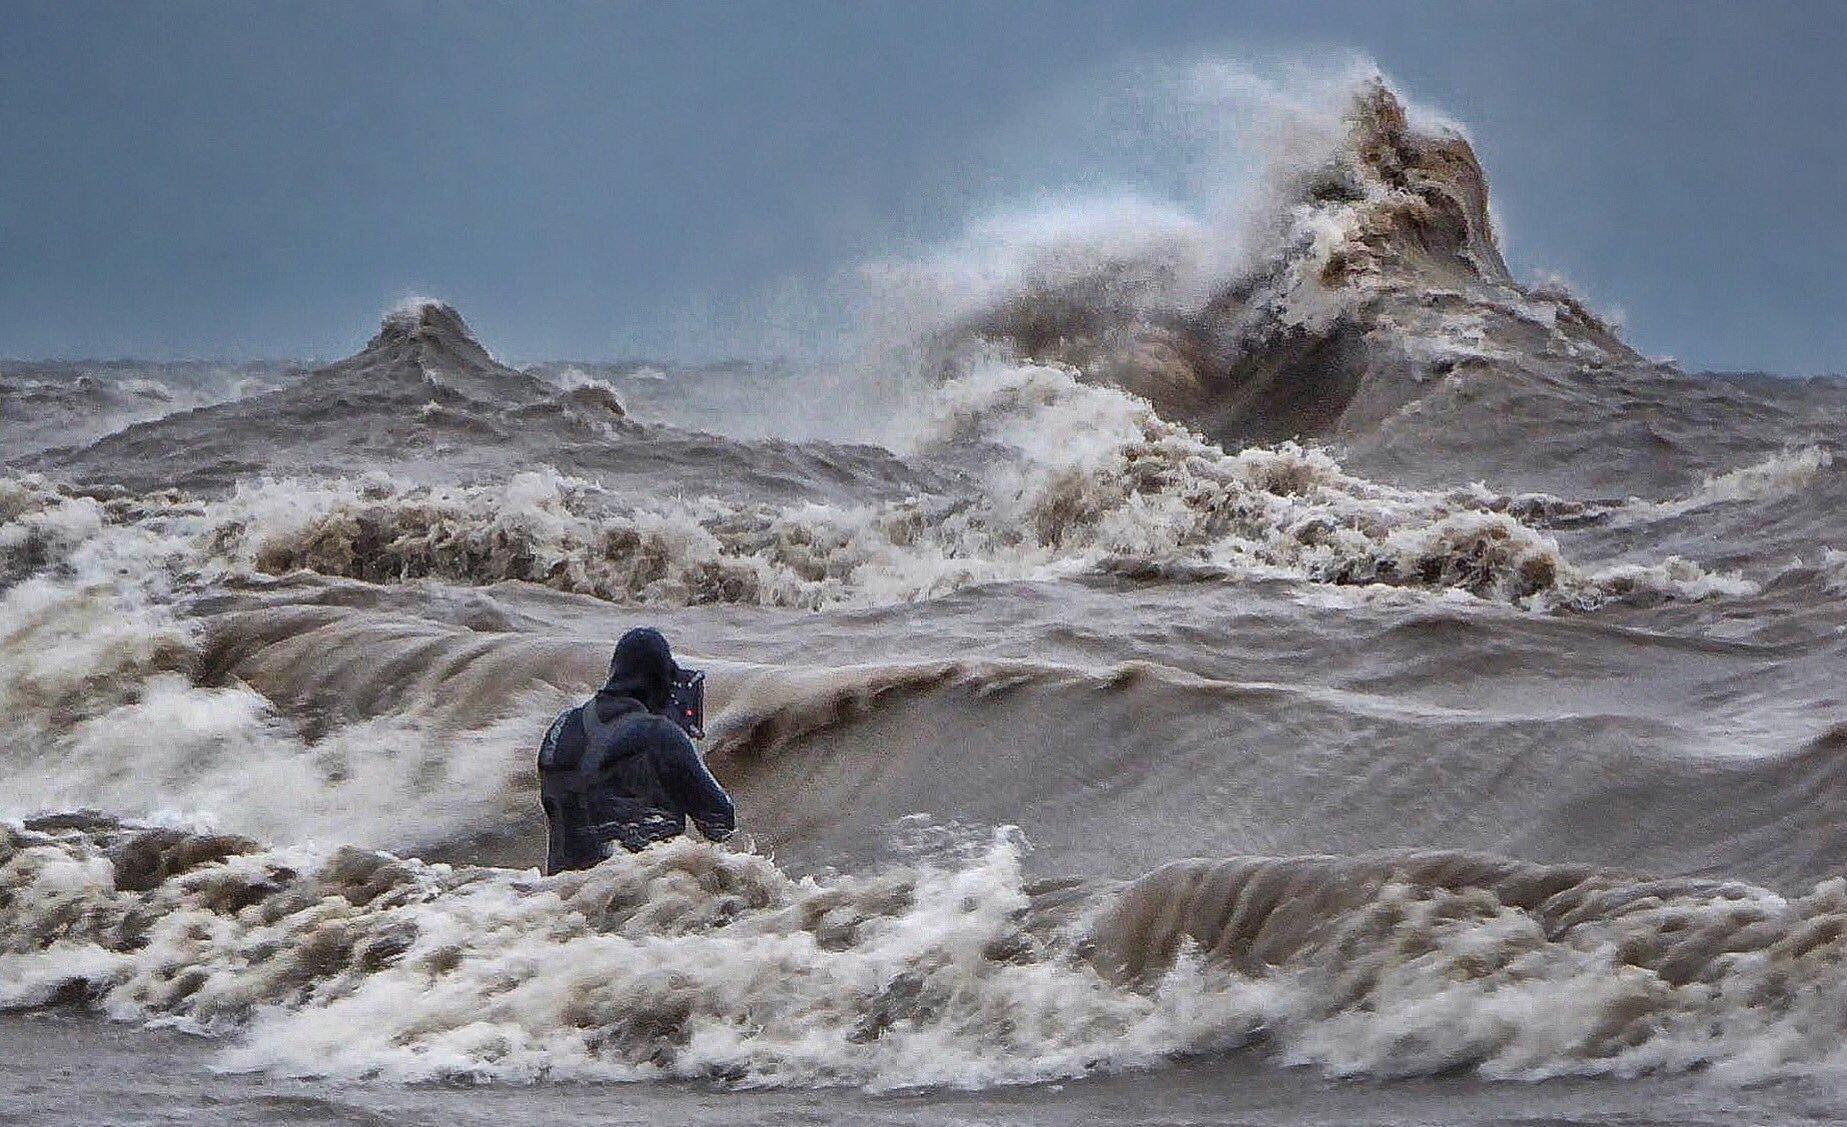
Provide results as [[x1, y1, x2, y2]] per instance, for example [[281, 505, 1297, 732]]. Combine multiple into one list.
[[537, 628, 735, 874]]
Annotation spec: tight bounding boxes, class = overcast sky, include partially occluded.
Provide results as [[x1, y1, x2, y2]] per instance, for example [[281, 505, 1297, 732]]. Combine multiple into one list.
[[2, 0, 1842, 373]]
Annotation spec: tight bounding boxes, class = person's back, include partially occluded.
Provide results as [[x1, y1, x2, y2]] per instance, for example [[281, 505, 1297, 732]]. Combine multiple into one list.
[[537, 628, 735, 874]]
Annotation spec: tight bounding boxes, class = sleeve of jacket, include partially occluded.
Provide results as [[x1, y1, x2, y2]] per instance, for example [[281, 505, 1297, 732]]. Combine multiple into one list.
[[653, 721, 737, 841], [536, 707, 576, 772]]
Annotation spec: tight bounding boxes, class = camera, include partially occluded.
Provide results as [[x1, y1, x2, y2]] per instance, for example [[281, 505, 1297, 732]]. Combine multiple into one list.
[[667, 668, 706, 740]]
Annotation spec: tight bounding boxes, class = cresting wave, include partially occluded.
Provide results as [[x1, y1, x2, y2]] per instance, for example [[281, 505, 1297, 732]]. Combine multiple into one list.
[[0, 818, 1249, 1088], [0, 575, 560, 852], [4, 362, 1762, 614], [7, 819, 1847, 1088]]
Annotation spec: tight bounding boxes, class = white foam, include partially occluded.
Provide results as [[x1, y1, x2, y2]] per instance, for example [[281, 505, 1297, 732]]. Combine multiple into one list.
[[164, 363, 1750, 614], [0, 564, 564, 850], [10, 823, 1847, 1089], [1822, 548, 1847, 594], [0, 824, 1263, 1089], [1624, 446, 1837, 522]]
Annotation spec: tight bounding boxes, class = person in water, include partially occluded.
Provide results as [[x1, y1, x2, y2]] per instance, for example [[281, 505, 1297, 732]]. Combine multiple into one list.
[[537, 627, 736, 874]]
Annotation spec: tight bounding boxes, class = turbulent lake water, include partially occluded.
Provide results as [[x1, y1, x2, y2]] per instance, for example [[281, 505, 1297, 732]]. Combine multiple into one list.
[[3, 76, 1846, 1125]]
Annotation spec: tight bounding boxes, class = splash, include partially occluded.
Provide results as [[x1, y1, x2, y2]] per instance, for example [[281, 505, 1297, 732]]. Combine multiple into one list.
[[9, 822, 1847, 1088], [180, 362, 1749, 612], [0, 820, 1257, 1089]]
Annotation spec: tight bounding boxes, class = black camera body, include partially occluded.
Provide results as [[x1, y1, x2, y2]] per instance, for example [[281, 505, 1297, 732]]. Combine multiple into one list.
[[667, 668, 706, 740]]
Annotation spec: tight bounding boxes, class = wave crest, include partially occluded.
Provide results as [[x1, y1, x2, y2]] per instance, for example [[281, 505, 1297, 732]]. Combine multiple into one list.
[[189, 363, 1749, 612], [11, 821, 1847, 1087]]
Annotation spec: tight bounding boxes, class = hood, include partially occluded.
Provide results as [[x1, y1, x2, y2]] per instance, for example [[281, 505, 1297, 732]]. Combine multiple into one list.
[[596, 627, 679, 715]]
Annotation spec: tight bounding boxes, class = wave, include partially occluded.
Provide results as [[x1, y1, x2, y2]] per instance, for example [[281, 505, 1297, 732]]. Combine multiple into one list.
[[7, 819, 1847, 1088], [0, 362, 296, 461], [0, 571, 565, 852], [0, 476, 111, 587], [1625, 446, 1837, 522], [927, 76, 1660, 494], [0, 818, 1250, 1089], [8, 583, 1821, 888], [9, 360, 1748, 615], [1096, 850, 1847, 1081]]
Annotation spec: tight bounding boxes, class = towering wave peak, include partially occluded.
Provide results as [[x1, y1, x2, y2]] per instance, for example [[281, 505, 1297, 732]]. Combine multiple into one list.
[[369, 300, 499, 368], [953, 78, 1685, 493], [19, 302, 640, 493], [1314, 79, 1508, 285], [16, 302, 939, 504], [308, 301, 565, 408]]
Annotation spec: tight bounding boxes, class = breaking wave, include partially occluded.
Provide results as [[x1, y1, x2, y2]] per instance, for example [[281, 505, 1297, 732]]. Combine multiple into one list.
[[1630, 446, 1836, 521], [0, 577, 552, 852], [7, 820, 1847, 1088], [1098, 851, 1847, 1082], [26, 361, 1746, 614], [1, 819, 1251, 1089]]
